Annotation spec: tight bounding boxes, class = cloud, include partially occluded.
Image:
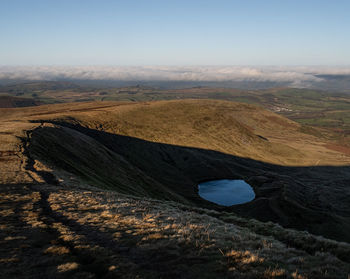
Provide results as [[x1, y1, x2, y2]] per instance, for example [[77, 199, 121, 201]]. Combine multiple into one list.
[[0, 65, 350, 87]]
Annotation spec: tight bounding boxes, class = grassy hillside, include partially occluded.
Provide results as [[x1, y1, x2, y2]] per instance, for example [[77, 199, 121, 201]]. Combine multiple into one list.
[[24, 99, 349, 166], [2, 99, 349, 241], [1, 99, 350, 278], [1, 183, 350, 278], [1, 81, 349, 143]]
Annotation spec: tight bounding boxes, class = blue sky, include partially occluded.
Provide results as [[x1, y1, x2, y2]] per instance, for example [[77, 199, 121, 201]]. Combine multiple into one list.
[[1, 0, 349, 65]]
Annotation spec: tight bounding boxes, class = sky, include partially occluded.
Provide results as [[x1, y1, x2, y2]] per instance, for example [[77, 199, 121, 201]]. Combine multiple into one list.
[[1, 0, 350, 66]]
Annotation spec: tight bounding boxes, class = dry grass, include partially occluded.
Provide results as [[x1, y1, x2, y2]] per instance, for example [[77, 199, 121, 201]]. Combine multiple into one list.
[[1, 99, 350, 278], [56, 99, 350, 166], [1, 181, 350, 278], [57, 262, 79, 272], [44, 187, 350, 277], [264, 268, 286, 278], [1, 99, 349, 166], [44, 245, 70, 255]]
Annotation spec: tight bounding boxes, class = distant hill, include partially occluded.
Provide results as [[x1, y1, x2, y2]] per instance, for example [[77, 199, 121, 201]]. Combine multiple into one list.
[[0, 81, 80, 92], [0, 95, 42, 108]]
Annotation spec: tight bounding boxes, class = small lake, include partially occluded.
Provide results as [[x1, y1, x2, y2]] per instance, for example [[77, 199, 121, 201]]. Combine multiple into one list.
[[198, 179, 255, 206]]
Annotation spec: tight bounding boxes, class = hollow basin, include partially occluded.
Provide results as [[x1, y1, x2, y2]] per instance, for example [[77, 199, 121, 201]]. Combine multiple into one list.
[[198, 179, 255, 206]]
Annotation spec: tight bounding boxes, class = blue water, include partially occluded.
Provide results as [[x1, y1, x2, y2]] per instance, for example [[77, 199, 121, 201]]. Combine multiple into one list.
[[198, 179, 255, 206]]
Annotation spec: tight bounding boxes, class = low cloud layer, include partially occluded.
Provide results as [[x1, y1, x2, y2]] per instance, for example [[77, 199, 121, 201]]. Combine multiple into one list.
[[1, 66, 350, 88]]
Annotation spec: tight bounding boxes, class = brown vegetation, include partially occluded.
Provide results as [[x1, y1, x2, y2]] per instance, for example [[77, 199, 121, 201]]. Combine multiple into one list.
[[1, 99, 350, 278]]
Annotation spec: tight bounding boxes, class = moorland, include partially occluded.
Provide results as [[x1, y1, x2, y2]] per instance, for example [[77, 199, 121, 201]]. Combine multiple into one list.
[[0, 82, 350, 278]]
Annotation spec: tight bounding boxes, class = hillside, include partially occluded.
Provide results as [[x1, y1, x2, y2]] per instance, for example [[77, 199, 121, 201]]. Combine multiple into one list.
[[1, 82, 349, 143], [1, 99, 350, 278], [0, 95, 42, 108]]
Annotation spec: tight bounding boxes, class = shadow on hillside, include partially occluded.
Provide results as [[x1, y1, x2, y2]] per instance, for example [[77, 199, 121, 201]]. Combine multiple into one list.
[[29, 121, 350, 243]]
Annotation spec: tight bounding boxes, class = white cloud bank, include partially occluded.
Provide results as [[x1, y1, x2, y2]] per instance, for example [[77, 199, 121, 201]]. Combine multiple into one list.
[[1, 66, 350, 87]]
